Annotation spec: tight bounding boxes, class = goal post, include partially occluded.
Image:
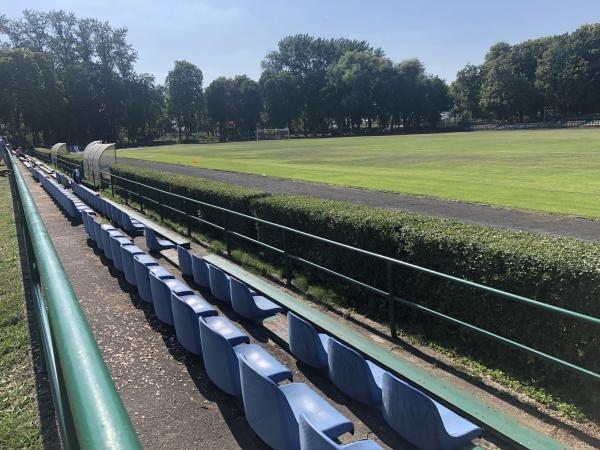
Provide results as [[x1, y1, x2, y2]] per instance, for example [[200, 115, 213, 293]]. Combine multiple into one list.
[[255, 128, 290, 141]]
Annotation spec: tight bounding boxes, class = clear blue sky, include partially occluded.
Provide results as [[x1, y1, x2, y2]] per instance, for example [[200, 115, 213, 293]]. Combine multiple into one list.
[[5, 0, 600, 85]]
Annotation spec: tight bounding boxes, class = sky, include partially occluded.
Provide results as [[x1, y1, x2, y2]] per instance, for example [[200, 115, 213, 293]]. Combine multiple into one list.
[[4, 0, 600, 85]]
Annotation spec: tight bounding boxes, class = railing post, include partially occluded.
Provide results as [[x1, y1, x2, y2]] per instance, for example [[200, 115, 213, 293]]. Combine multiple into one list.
[[224, 213, 231, 256], [110, 174, 114, 197], [185, 199, 192, 237], [387, 261, 397, 338], [159, 191, 164, 222], [283, 229, 292, 285]]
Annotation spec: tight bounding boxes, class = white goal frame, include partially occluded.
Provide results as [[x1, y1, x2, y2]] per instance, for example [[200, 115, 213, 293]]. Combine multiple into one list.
[[256, 128, 290, 141]]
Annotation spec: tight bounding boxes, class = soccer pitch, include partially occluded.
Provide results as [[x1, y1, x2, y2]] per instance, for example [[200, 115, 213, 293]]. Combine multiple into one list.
[[119, 129, 600, 219]]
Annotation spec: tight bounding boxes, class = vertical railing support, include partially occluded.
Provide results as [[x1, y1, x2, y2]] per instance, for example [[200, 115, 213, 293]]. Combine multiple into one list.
[[387, 261, 397, 338], [110, 174, 114, 197], [283, 229, 292, 285], [159, 191, 164, 222], [185, 199, 192, 237]]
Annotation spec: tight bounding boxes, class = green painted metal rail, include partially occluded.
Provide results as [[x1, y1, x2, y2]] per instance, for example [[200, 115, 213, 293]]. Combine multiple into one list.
[[103, 169, 600, 384], [5, 148, 141, 449]]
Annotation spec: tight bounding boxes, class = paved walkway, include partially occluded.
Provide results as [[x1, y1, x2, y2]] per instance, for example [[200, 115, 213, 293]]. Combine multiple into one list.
[[121, 158, 600, 242]]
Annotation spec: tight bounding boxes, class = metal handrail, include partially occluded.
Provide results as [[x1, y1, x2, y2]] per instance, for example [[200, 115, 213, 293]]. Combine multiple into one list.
[[5, 148, 141, 449], [102, 168, 599, 382]]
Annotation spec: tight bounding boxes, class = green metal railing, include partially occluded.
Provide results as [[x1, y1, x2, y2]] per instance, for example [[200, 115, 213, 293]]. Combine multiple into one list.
[[102, 170, 600, 383], [4, 148, 141, 449]]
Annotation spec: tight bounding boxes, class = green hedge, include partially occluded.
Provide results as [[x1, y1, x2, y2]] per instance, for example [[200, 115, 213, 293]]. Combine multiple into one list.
[[109, 163, 600, 410], [110, 164, 266, 237], [252, 195, 599, 401]]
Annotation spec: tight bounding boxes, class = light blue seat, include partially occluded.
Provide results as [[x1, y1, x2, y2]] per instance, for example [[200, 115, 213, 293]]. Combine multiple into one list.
[[120, 211, 145, 235], [133, 254, 159, 302], [382, 372, 482, 449], [150, 272, 193, 325], [110, 236, 133, 272], [97, 224, 116, 252], [177, 246, 193, 277], [199, 316, 292, 396], [328, 338, 386, 406], [239, 356, 354, 450], [208, 264, 232, 303], [299, 414, 383, 450], [121, 245, 145, 286], [230, 278, 282, 321], [288, 312, 330, 369], [145, 228, 175, 252], [191, 254, 210, 288], [171, 292, 218, 355], [91, 220, 102, 245], [101, 228, 124, 261]]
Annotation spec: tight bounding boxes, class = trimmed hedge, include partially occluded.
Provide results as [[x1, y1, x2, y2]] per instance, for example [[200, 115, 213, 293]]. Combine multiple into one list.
[[110, 164, 266, 237], [251, 195, 600, 383], [109, 163, 600, 409]]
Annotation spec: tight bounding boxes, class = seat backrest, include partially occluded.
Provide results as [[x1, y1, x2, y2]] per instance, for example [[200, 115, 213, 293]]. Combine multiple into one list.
[[239, 355, 298, 450], [229, 278, 257, 316], [208, 265, 231, 303], [171, 293, 202, 354], [381, 372, 441, 449], [145, 228, 160, 250], [198, 317, 240, 396], [191, 254, 210, 288], [288, 312, 328, 369], [328, 338, 380, 405], [299, 414, 341, 449], [177, 246, 193, 276]]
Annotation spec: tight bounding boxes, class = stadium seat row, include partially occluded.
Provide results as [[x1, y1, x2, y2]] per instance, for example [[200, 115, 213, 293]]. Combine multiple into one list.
[[72, 182, 145, 235], [288, 313, 482, 449], [32, 168, 93, 220]]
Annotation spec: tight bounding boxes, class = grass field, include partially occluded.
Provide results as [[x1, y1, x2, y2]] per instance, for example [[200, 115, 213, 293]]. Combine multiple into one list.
[[0, 168, 43, 448], [120, 129, 600, 218]]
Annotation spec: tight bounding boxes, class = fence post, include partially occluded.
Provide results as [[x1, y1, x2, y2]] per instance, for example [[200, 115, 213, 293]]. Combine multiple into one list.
[[159, 191, 164, 222], [224, 213, 231, 256], [283, 230, 292, 285], [387, 261, 397, 338], [185, 199, 192, 237], [110, 174, 114, 197]]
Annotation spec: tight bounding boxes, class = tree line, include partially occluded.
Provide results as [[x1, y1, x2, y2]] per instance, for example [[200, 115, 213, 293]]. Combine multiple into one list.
[[451, 24, 600, 122], [0, 10, 599, 147]]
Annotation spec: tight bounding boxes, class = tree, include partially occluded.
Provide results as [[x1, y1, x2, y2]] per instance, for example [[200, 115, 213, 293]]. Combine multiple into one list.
[[451, 64, 483, 120], [260, 70, 302, 129], [165, 60, 204, 142]]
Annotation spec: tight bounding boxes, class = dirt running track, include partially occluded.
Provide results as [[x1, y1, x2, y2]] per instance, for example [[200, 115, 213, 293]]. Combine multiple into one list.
[[120, 158, 600, 242]]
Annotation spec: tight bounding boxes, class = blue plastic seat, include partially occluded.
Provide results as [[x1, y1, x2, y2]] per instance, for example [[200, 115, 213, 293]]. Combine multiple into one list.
[[191, 254, 210, 288], [145, 228, 175, 252], [177, 246, 193, 277], [288, 312, 330, 369], [208, 265, 232, 303], [110, 236, 133, 272], [239, 356, 354, 450], [101, 229, 124, 261], [171, 292, 218, 354], [299, 414, 383, 449], [97, 224, 116, 252], [382, 372, 482, 449], [121, 245, 145, 286], [328, 338, 386, 406], [133, 254, 159, 302], [199, 316, 292, 396], [229, 278, 282, 321], [120, 212, 145, 235], [150, 272, 194, 325]]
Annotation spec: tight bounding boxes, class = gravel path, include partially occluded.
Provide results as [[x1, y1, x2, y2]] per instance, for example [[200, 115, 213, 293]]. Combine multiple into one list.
[[120, 158, 600, 242]]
